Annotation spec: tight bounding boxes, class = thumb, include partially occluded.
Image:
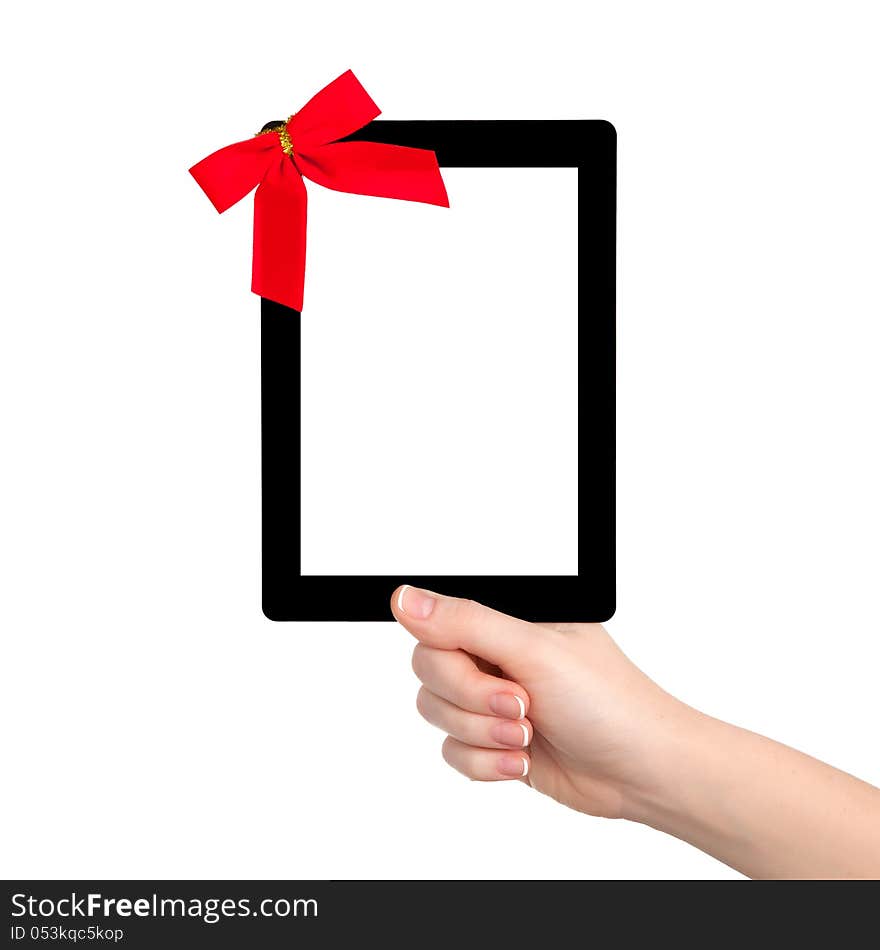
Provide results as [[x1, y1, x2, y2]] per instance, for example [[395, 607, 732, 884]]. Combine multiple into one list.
[[391, 585, 544, 677]]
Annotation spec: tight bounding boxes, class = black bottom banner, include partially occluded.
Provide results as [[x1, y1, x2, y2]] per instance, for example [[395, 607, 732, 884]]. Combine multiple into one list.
[[2, 879, 876, 948]]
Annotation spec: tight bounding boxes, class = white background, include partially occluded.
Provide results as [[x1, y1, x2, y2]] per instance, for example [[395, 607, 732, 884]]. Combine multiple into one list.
[[1, 1, 878, 880], [302, 168, 579, 575]]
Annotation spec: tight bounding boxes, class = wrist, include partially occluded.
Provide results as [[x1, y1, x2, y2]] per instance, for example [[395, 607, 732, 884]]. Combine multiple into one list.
[[618, 699, 722, 828]]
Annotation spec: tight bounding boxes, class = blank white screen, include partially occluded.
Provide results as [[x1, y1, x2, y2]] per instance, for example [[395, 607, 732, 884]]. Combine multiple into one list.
[[299, 167, 578, 575]]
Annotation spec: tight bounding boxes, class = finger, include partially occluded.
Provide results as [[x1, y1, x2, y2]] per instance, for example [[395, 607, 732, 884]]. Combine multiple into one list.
[[417, 687, 532, 749], [442, 736, 530, 782], [392, 585, 542, 678], [411, 644, 529, 719]]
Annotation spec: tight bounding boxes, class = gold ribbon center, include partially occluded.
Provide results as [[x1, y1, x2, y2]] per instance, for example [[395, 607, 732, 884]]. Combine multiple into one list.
[[256, 115, 295, 156]]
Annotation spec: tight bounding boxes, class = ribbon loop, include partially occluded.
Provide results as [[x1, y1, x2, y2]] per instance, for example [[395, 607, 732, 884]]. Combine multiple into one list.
[[189, 70, 449, 312], [189, 135, 279, 214], [289, 70, 380, 151]]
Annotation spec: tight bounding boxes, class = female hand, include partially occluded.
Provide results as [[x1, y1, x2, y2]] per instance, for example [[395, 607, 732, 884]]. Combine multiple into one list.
[[393, 584, 685, 820], [393, 585, 880, 878]]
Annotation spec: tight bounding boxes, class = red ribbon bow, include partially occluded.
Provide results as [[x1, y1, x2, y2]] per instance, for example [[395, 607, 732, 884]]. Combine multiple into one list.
[[189, 70, 449, 312]]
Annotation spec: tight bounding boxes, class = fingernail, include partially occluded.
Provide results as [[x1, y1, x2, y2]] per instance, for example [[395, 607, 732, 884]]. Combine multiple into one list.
[[491, 721, 530, 748], [498, 755, 529, 778], [489, 693, 526, 720], [397, 585, 436, 619]]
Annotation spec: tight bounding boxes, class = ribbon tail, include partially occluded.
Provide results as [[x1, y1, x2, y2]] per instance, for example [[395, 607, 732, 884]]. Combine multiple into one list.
[[189, 135, 279, 213], [252, 159, 308, 311], [296, 140, 449, 207]]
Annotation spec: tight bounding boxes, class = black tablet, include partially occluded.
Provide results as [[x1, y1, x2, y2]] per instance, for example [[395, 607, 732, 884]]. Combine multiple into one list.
[[262, 119, 615, 622]]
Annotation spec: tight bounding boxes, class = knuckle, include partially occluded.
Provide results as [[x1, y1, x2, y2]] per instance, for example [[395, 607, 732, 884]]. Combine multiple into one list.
[[445, 596, 483, 629], [453, 596, 479, 617], [415, 686, 431, 718], [410, 644, 428, 680], [440, 736, 455, 765]]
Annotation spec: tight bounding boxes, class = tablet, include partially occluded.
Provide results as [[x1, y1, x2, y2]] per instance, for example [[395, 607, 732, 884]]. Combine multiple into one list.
[[262, 120, 615, 621]]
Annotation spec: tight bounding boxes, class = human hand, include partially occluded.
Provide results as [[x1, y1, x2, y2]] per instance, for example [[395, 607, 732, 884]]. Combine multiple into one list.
[[392, 585, 880, 878], [392, 585, 689, 821]]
